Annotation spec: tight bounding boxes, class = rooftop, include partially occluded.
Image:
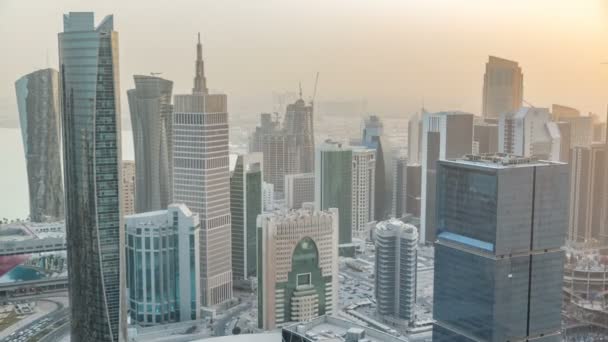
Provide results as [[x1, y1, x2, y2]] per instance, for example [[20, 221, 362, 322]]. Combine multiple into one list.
[[283, 315, 407, 342], [444, 153, 564, 169]]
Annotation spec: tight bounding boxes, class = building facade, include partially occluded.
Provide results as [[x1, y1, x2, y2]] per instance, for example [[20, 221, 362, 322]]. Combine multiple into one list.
[[284, 173, 315, 209], [285, 98, 315, 174], [498, 107, 561, 161], [420, 111, 473, 244], [257, 208, 339, 330], [473, 121, 498, 154], [362, 115, 388, 221], [15, 68, 64, 222], [482, 56, 523, 120], [433, 154, 569, 342], [392, 155, 408, 219], [172, 35, 232, 306], [315, 140, 353, 245], [375, 219, 418, 327], [125, 204, 200, 325], [405, 164, 422, 218], [122, 160, 136, 216], [127, 75, 173, 213], [58, 12, 127, 341], [230, 153, 263, 281], [352, 147, 376, 238]]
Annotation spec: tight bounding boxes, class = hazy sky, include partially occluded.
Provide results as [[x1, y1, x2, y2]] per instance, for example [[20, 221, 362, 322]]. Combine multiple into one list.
[[1, 0, 608, 119]]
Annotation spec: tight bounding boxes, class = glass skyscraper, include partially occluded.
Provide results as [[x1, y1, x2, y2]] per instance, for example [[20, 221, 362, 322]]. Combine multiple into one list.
[[59, 12, 126, 341], [433, 154, 569, 342]]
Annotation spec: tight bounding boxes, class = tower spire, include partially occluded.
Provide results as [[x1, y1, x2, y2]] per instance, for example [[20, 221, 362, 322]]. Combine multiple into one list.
[[193, 32, 208, 95]]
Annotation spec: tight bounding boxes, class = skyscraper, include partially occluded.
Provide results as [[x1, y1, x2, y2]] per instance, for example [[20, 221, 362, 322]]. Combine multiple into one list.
[[362, 115, 388, 221], [15, 68, 64, 222], [172, 35, 232, 306], [257, 207, 339, 330], [125, 204, 200, 325], [127, 75, 173, 213], [375, 219, 418, 328], [392, 155, 408, 219], [482, 56, 523, 119], [407, 113, 422, 164], [59, 12, 126, 341], [420, 111, 473, 244], [285, 97, 315, 174], [230, 153, 263, 281], [498, 107, 561, 160], [473, 121, 498, 154], [405, 164, 422, 218], [433, 154, 568, 342], [568, 144, 607, 244], [315, 140, 353, 246], [122, 160, 136, 216], [284, 173, 315, 209], [351, 147, 375, 239]]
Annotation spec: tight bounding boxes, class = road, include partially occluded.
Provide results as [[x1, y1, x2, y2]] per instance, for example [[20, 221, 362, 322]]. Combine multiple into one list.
[[1, 297, 69, 342]]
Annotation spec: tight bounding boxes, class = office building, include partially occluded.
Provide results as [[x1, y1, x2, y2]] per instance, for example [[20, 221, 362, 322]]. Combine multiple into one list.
[[263, 182, 275, 212], [122, 160, 136, 216], [482, 56, 523, 119], [473, 121, 498, 154], [262, 131, 290, 194], [362, 115, 388, 221], [375, 219, 418, 327], [420, 111, 473, 244], [172, 34, 232, 306], [407, 113, 422, 164], [230, 153, 263, 281], [249, 113, 278, 153], [392, 155, 408, 219], [285, 97, 315, 174], [552, 104, 580, 121], [499, 107, 561, 160], [563, 116, 593, 149], [257, 207, 339, 330], [569, 144, 607, 244], [315, 140, 353, 245], [405, 164, 422, 218], [352, 147, 376, 238], [125, 204, 200, 325], [557, 121, 572, 163], [59, 12, 127, 341], [127, 75, 174, 213], [285, 173, 315, 209], [14, 68, 64, 222], [433, 154, 568, 342], [282, 315, 408, 342]]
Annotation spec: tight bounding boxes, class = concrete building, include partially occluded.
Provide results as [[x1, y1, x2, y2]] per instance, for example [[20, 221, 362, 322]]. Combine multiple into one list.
[[284, 173, 315, 209], [282, 315, 408, 342], [172, 34, 232, 306], [473, 121, 498, 154], [257, 208, 339, 330], [499, 107, 561, 161], [262, 132, 290, 194], [563, 116, 593, 149], [407, 113, 422, 164], [433, 154, 569, 342], [568, 144, 607, 244], [315, 140, 353, 245], [230, 153, 263, 281], [557, 121, 572, 163], [405, 164, 421, 218], [362, 115, 388, 221], [374, 219, 418, 327], [249, 113, 277, 153], [122, 160, 136, 216], [285, 97, 315, 174], [14, 68, 64, 222], [391, 155, 408, 219], [59, 12, 127, 341], [420, 111, 473, 244], [552, 104, 580, 121], [127, 75, 174, 213], [125, 204, 200, 325], [352, 147, 376, 239], [482, 56, 523, 120], [262, 182, 275, 212]]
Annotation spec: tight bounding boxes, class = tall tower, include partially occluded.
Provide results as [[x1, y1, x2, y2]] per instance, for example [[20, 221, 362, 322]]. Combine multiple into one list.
[[193, 32, 208, 95], [351, 147, 375, 239], [15, 68, 64, 222], [433, 154, 568, 341], [482, 56, 523, 120], [172, 36, 233, 306], [127, 75, 174, 213], [59, 12, 126, 342]]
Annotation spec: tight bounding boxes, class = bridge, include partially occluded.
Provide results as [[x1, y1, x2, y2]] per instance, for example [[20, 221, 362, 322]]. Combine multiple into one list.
[[0, 237, 66, 256]]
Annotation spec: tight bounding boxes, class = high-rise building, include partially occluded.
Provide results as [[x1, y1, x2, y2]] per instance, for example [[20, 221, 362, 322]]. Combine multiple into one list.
[[352, 147, 376, 238], [257, 207, 339, 330], [498, 107, 561, 161], [59, 12, 127, 341], [362, 115, 388, 221], [405, 164, 422, 218], [125, 204, 200, 325], [568, 144, 607, 244], [122, 160, 136, 216], [374, 219, 418, 327], [285, 97, 315, 174], [407, 113, 422, 164], [473, 121, 498, 154], [249, 113, 277, 153], [557, 121, 572, 163], [284, 173, 315, 209], [262, 182, 275, 212], [392, 155, 408, 219], [433, 154, 568, 342], [482, 56, 523, 119], [562, 116, 593, 149], [315, 140, 353, 245], [14, 68, 64, 222], [172, 34, 232, 306], [230, 153, 263, 281], [420, 111, 473, 244], [552, 104, 580, 121], [127, 75, 173, 213], [262, 129, 290, 194]]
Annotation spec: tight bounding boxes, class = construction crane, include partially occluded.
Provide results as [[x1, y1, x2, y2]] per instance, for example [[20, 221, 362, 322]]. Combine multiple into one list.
[[311, 72, 319, 106]]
